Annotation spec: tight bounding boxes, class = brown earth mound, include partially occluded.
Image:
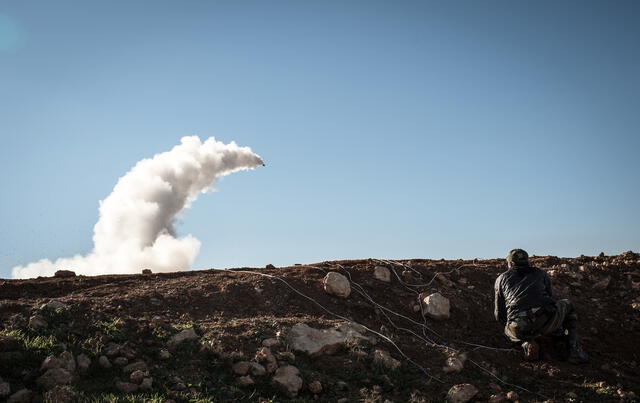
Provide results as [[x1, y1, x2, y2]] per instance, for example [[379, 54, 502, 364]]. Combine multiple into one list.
[[1, 252, 639, 402]]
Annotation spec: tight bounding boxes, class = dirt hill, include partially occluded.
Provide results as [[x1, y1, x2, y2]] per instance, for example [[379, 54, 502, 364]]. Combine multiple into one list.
[[1, 252, 639, 402]]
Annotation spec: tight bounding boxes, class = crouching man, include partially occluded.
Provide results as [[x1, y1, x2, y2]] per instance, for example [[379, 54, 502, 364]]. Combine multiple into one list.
[[494, 249, 588, 363]]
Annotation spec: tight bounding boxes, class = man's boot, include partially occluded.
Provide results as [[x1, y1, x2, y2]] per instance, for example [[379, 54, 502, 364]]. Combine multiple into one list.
[[567, 329, 589, 364], [521, 340, 539, 361]]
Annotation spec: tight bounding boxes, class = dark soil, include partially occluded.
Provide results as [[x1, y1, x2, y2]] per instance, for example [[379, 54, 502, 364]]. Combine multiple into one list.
[[1, 252, 639, 402]]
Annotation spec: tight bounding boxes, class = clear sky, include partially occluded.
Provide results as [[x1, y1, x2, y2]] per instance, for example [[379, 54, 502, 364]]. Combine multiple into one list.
[[1, 1, 639, 278]]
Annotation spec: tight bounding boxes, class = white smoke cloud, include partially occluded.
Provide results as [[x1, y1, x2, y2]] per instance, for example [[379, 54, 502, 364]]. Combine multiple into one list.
[[12, 136, 263, 279]]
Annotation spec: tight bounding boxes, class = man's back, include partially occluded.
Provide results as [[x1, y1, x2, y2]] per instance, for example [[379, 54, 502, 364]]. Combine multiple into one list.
[[494, 266, 554, 323]]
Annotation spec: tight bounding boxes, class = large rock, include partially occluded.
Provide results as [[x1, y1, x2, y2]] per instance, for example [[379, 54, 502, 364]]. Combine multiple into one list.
[[420, 292, 450, 320], [272, 365, 303, 397], [287, 322, 371, 356], [373, 266, 391, 282], [58, 351, 76, 372], [37, 368, 73, 390], [0, 379, 10, 398], [447, 383, 479, 403], [44, 385, 77, 403], [54, 270, 76, 278], [40, 300, 69, 311], [168, 328, 199, 346], [323, 272, 351, 297], [7, 389, 33, 403]]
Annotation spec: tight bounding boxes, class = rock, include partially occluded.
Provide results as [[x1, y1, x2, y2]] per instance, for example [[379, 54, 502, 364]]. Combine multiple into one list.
[[488, 393, 507, 403], [159, 349, 171, 360], [237, 375, 254, 387], [37, 368, 73, 390], [130, 370, 145, 384], [123, 361, 147, 374], [335, 381, 348, 391], [104, 343, 121, 357], [115, 380, 139, 393], [54, 270, 76, 278], [168, 327, 199, 346], [443, 352, 467, 373], [150, 316, 166, 328], [232, 361, 251, 375], [506, 391, 519, 401], [44, 385, 77, 403], [593, 276, 611, 290], [373, 266, 391, 282], [249, 362, 266, 376], [254, 347, 278, 373], [59, 351, 76, 372], [41, 355, 61, 371], [0, 380, 10, 398], [276, 351, 295, 362], [28, 314, 47, 329], [420, 292, 450, 320], [142, 269, 152, 274], [139, 377, 153, 391], [436, 273, 455, 287], [266, 264, 276, 269], [113, 357, 128, 366], [272, 365, 303, 397], [0, 336, 20, 352], [76, 354, 91, 373], [98, 355, 112, 369], [373, 350, 401, 370], [447, 384, 478, 403], [323, 272, 351, 297], [262, 338, 279, 348], [7, 389, 33, 403], [287, 322, 371, 356], [308, 380, 322, 394], [40, 300, 68, 311]]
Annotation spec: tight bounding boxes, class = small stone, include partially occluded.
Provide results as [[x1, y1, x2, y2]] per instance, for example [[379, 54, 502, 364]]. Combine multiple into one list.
[[158, 349, 171, 360], [98, 356, 112, 369], [265, 264, 276, 269], [104, 343, 121, 356], [337, 398, 349, 403], [373, 349, 401, 370], [506, 391, 519, 401], [447, 383, 478, 403], [412, 304, 421, 312], [323, 272, 351, 298], [276, 351, 295, 362], [443, 353, 467, 373], [29, 314, 48, 329], [130, 370, 145, 384], [335, 381, 348, 391], [37, 368, 73, 390], [58, 351, 76, 372], [123, 361, 147, 374], [139, 377, 153, 391], [272, 365, 303, 397], [168, 327, 199, 346], [150, 316, 166, 328], [419, 292, 450, 320], [262, 338, 279, 348], [76, 354, 91, 373], [373, 266, 391, 282], [308, 380, 322, 394], [488, 393, 507, 403], [232, 361, 251, 375], [142, 269, 152, 274], [54, 270, 76, 278], [7, 389, 34, 403], [41, 355, 62, 371], [113, 357, 128, 366], [237, 375, 254, 386], [249, 362, 267, 376], [566, 391, 577, 399], [255, 347, 278, 372], [115, 380, 139, 393]]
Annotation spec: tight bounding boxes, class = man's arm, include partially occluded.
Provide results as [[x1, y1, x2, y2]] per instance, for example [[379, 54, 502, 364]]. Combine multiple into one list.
[[494, 276, 507, 324]]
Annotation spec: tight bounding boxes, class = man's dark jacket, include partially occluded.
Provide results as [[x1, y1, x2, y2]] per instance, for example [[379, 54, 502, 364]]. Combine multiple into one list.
[[494, 264, 554, 324]]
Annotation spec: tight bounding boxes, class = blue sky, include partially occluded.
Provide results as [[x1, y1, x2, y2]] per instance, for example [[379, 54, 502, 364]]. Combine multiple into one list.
[[1, 1, 638, 278]]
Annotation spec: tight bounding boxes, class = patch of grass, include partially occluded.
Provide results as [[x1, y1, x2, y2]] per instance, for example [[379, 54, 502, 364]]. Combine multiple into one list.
[[3, 328, 58, 354], [75, 392, 168, 403], [92, 318, 125, 340]]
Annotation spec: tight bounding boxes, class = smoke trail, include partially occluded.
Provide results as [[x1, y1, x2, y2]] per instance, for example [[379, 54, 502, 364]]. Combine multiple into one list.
[[12, 136, 263, 279]]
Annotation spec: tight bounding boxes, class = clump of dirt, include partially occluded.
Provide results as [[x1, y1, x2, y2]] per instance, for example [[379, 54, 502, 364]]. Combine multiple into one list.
[[1, 252, 639, 402]]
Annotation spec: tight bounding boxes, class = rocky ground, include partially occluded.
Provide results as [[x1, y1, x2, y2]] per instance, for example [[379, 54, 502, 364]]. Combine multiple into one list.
[[1, 252, 639, 402]]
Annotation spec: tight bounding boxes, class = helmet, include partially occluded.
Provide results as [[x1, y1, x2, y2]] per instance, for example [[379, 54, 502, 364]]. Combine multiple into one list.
[[507, 249, 529, 266]]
